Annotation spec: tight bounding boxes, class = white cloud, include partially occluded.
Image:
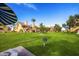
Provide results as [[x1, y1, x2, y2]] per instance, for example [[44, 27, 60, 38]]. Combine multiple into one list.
[[24, 3, 37, 10], [16, 3, 37, 10]]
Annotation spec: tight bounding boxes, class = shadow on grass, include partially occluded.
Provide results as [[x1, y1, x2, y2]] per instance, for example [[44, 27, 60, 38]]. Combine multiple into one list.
[[25, 40, 79, 56]]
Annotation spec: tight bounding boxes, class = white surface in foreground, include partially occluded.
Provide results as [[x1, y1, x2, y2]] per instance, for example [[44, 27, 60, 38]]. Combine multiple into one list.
[[0, 46, 34, 56]]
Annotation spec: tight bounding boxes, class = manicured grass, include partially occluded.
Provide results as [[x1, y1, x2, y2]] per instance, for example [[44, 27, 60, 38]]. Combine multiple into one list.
[[0, 32, 79, 56]]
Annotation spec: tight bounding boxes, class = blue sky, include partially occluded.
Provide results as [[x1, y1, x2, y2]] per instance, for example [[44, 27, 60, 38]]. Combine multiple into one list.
[[7, 3, 79, 27]]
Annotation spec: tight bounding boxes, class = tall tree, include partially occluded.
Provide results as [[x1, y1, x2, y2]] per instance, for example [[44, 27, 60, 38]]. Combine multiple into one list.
[[40, 23, 46, 33], [66, 14, 79, 29], [62, 23, 69, 30], [74, 14, 79, 26], [32, 18, 36, 27], [54, 24, 61, 32], [74, 14, 79, 19], [32, 18, 36, 22], [66, 16, 75, 29], [62, 23, 67, 28]]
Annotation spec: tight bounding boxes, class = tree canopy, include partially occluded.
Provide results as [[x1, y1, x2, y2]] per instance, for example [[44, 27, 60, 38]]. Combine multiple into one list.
[[63, 14, 79, 29], [53, 24, 61, 32]]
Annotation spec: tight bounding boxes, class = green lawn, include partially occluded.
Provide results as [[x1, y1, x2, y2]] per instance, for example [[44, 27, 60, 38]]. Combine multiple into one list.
[[0, 32, 79, 56]]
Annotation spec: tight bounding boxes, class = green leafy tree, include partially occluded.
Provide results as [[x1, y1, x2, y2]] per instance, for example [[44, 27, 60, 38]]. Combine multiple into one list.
[[74, 14, 79, 26], [40, 23, 46, 33], [66, 14, 79, 29], [74, 14, 79, 19], [66, 16, 75, 29], [54, 24, 61, 32], [62, 23, 68, 29], [62, 23, 69, 31], [62, 23, 66, 28]]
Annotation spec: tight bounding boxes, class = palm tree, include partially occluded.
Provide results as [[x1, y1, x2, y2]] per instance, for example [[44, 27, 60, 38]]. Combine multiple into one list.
[[40, 23, 47, 33], [32, 19, 36, 23], [32, 18, 36, 28]]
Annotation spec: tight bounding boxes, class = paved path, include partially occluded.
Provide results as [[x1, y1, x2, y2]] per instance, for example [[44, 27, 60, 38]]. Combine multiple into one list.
[[0, 46, 34, 56]]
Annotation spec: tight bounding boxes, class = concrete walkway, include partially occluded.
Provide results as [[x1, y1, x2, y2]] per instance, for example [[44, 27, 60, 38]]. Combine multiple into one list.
[[0, 46, 34, 56]]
